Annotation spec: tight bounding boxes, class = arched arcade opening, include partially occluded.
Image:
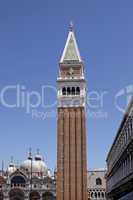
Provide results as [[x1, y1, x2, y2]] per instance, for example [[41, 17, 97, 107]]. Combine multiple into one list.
[[29, 191, 40, 200], [42, 192, 54, 200], [9, 188, 24, 200]]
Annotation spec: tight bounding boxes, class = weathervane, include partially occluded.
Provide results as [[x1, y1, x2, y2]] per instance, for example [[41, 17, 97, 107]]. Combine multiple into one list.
[[69, 21, 74, 32]]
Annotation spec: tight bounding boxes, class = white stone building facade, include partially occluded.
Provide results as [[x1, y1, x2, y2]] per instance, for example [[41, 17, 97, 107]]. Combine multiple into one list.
[[87, 170, 106, 200]]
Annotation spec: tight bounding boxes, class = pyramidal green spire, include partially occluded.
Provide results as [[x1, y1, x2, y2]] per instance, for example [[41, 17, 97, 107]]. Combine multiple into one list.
[[60, 24, 82, 63]]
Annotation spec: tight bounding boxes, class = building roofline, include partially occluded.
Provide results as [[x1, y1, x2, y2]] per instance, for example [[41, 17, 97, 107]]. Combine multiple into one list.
[[106, 96, 133, 161], [88, 169, 106, 172]]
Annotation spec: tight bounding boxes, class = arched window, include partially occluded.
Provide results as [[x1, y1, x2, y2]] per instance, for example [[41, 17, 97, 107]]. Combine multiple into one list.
[[76, 87, 80, 95], [11, 176, 26, 187], [96, 177, 102, 185], [101, 192, 105, 198], [98, 192, 101, 198], [67, 87, 71, 95], [62, 87, 66, 95], [91, 192, 93, 198], [72, 87, 75, 95], [88, 192, 90, 198], [94, 192, 97, 198]]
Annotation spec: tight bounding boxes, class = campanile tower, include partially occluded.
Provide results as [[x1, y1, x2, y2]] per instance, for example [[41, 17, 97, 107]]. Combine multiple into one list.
[[57, 24, 87, 200]]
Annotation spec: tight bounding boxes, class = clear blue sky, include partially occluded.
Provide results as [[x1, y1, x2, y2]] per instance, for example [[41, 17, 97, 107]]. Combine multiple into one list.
[[0, 0, 133, 172]]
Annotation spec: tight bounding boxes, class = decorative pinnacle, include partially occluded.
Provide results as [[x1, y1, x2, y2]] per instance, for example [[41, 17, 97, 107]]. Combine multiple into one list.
[[69, 21, 74, 32], [10, 156, 13, 163], [28, 147, 32, 159]]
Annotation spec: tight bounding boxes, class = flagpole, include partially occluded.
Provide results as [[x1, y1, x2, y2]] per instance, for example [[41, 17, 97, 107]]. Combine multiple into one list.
[[1, 160, 4, 176], [29, 148, 33, 191]]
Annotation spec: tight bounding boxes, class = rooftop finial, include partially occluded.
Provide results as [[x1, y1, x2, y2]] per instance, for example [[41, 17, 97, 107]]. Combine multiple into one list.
[[10, 156, 13, 163], [28, 147, 32, 160], [69, 21, 74, 32], [1, 160, 4, 175]]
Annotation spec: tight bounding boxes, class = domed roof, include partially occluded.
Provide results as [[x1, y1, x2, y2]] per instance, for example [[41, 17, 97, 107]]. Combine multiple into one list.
[[35, 154, 43, 161], [20, 152, 48, 176], [35, 150, 43, 161], [7, 163, 16, 174]]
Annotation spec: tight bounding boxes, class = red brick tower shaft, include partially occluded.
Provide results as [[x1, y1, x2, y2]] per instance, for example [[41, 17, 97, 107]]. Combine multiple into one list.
[[57, 24, 87, 200]]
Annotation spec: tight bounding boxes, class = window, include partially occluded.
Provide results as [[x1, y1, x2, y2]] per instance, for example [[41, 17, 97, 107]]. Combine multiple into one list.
[[98, 192, 100, 198], [96, 178, 102, 185], [94, 192, 97, 198], [76, 87, 80, 95], [72, 87, 75, 95], [62, 87, 66, 95], [101, 192, 105, 198], [67, 87, 71, 95], [11, 176, 26, 185]]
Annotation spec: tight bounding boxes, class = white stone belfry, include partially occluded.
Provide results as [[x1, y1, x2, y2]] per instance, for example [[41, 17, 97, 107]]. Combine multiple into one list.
[[57, 24, 86, 108]]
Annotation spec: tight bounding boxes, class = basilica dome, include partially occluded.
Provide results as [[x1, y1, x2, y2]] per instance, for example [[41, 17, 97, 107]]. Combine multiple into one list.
[[20, 152, 48, 176], [7, 163, 16, 174]]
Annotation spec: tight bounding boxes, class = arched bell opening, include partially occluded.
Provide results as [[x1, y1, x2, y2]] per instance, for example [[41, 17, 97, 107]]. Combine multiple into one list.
[[76, 87, 80, 95], [67, 87, 71, 95], [72, 87, 76, 95], [62, 87, 66, 95]]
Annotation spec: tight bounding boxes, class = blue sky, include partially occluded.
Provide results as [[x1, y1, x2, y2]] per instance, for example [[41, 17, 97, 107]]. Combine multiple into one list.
[[0, 0, 133, 172]]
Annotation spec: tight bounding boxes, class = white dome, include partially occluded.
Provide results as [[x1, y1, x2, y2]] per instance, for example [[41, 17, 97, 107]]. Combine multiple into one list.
[[35, 154, 43, 161], [20, 159, 31, 170], [7, 163, 16, 174], [20, 159, 48, 175]]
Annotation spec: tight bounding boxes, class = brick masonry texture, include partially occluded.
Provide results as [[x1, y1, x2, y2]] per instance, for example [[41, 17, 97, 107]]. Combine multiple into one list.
[[57, 107, 87, 200]]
